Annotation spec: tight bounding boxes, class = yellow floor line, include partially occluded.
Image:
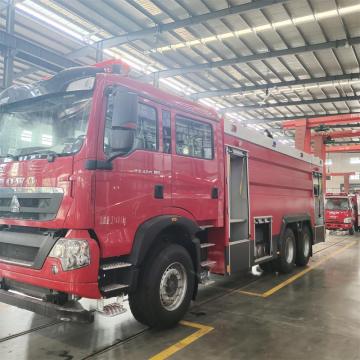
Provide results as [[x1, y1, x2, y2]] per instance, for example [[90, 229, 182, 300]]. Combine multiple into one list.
[[235, 240, 357, 299], [149, 321, 214, 360], [236, 290, 263, 297]]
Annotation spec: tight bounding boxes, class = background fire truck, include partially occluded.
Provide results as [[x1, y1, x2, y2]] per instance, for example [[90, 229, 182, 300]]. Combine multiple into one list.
[[325, 192, 359, 234], [0, 63, 325, 328]]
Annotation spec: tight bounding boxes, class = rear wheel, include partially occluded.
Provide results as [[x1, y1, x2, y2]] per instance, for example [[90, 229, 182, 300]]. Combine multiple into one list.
[[296, 226, 311, 266], [277, 228, 296, 274], [259, 261, 277, 273], [129, 244, 194, 329]]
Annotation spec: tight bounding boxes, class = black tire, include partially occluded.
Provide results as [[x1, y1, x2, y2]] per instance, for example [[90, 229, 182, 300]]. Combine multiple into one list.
[[128, 289, 147, 325], [129, 244, 194, 329], [349, 225, 355, 235], [277, 228, 296, 274], [259, 261, 277, 273], [296, 226, 312, 266]]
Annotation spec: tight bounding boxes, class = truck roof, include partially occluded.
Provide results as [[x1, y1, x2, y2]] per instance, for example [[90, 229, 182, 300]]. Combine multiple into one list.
[[97, 73, 220, 122], [224, 118, 323, 167]]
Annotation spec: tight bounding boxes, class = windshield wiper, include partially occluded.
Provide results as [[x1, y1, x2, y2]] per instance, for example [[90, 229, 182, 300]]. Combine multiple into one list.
[[0, 154, 18, 160], [20, 149, 58, 162], [23, 149, 57, 156]]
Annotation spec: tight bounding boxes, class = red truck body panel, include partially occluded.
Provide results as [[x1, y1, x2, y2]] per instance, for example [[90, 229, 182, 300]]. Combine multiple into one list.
[[0, 71, 325, 301]]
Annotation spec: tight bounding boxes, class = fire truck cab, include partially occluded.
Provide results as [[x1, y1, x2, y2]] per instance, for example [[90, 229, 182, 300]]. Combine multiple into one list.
[[0, 63, 325, 328], [325, 193, 358, 234]]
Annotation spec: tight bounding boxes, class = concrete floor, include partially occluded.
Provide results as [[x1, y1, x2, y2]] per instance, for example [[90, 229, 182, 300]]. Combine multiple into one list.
[[1, 233, 360, 360]]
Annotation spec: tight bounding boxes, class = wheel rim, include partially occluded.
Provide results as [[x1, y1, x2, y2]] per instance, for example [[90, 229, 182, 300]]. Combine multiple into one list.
[[303, 233, 310, 257], [159, 262, 188, 311], [285, 237, 294, 264]]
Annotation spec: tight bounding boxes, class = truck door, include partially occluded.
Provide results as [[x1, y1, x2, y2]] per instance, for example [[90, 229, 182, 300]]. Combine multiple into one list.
[[94, 87, 170, 257], [171, 114, 220, 224], [313, 171, 325, 243], [226, 146, 251, 273]]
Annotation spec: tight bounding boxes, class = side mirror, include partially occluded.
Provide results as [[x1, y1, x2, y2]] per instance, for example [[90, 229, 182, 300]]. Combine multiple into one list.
[[110, 129, 134, 152], [111, 91, 138, 129]]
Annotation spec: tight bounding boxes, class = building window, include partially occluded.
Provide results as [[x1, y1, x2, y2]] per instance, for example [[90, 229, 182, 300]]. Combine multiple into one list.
[[162, 110, 171, 154], [350, 157, 360, 164], [325, 159, 332, 166], [175, 116, 213, 160]]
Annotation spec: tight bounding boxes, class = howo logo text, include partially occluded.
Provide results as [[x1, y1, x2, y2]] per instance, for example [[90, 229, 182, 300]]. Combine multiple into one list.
[[0, 177, 36, 187]]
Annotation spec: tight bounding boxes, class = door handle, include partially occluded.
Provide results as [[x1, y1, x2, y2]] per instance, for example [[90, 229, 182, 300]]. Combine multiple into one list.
[[211, 187, 219, 199], [154, 185, 164, 199]]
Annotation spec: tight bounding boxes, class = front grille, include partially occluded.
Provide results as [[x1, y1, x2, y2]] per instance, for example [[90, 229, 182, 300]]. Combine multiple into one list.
[[0, 228, 59, 268], [0, 243, 38, 265], [0, 188, 63, 221]]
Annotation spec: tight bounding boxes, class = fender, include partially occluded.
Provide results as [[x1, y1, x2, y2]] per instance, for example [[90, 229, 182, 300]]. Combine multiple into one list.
[[280, 213, 312, 239], [129, 215, 201, 267], [128, 215, 202, 296]]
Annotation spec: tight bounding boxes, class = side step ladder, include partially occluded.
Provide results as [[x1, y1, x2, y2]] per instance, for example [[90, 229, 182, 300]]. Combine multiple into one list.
[[98, 261, 132, 317]]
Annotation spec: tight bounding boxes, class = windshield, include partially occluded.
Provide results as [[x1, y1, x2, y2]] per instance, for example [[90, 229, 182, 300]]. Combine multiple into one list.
[[0, 91, 92, 160], [325, 198, 351, 211]]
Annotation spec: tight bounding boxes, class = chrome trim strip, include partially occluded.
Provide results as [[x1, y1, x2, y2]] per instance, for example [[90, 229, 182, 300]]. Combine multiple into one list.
[[0, 258, 32, 267], [0, 187, 64, 194], [229, 239, 250, 245]]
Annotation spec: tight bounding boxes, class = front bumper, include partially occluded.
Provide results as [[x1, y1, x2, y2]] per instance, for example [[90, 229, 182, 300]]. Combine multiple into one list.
[[0, 288, 94, 323], [0, 229, 101, 299], [326, 223, 352, 230]]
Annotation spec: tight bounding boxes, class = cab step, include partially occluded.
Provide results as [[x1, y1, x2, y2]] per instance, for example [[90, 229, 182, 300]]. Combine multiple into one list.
[[200, 260, 216, 268], [200, 270, 215, 286], [200, 242, 215, 249], [98, 303, 127, 317], [100, 283, 128, 293], [100, 262, 132, 271]]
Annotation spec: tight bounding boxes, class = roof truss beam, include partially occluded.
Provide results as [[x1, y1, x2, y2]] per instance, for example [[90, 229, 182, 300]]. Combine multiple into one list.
[[324, 130, 360, 138], [153, 37, 360, 78], [244, 113, 360, 124], [69, 0, 289, 60], [222, 95, 360, 112], [0, 29, 80, 72], [283, 114, 360, 128], [190, 73, 360, 100], [327, 144, 360, 152]]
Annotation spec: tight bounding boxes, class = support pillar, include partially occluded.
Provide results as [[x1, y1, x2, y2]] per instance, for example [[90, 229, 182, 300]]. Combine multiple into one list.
[[3, 0, 15, 89], [294, 119, 311, 153], [96, 41, 103, 62], [313, 135, 327, 192], [153, 72, 159, 88], [344, 174, 350, 193]]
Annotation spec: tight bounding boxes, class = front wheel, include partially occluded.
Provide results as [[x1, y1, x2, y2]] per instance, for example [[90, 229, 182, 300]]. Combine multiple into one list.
[[129, 244, 194, 329], [277, 228, 296, 274], [296, 227, 312, 266]]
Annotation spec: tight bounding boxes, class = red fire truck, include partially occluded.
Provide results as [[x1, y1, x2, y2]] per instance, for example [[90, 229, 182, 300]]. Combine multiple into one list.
[[0, 62, 325, 328], [325, 192, 359, 234]]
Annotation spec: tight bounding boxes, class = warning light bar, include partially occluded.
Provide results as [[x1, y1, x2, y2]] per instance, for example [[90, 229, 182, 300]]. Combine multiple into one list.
[[93, 59, 130, 75]]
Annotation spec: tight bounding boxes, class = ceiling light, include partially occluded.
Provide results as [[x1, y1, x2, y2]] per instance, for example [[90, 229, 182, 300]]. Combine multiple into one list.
[[147, 4, 360, 54], [135, 0, 162, 16]]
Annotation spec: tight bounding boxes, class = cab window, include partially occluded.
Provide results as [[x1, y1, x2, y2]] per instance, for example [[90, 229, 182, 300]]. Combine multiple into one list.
[[162, 110, 171, 154], [104, 91, 158, 156], [175, 115, 213, 159]]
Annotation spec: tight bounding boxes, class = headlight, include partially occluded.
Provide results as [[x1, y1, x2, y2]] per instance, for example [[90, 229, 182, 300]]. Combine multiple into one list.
[[344, 217, 353, 224], [49, 238, 90, 271]]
